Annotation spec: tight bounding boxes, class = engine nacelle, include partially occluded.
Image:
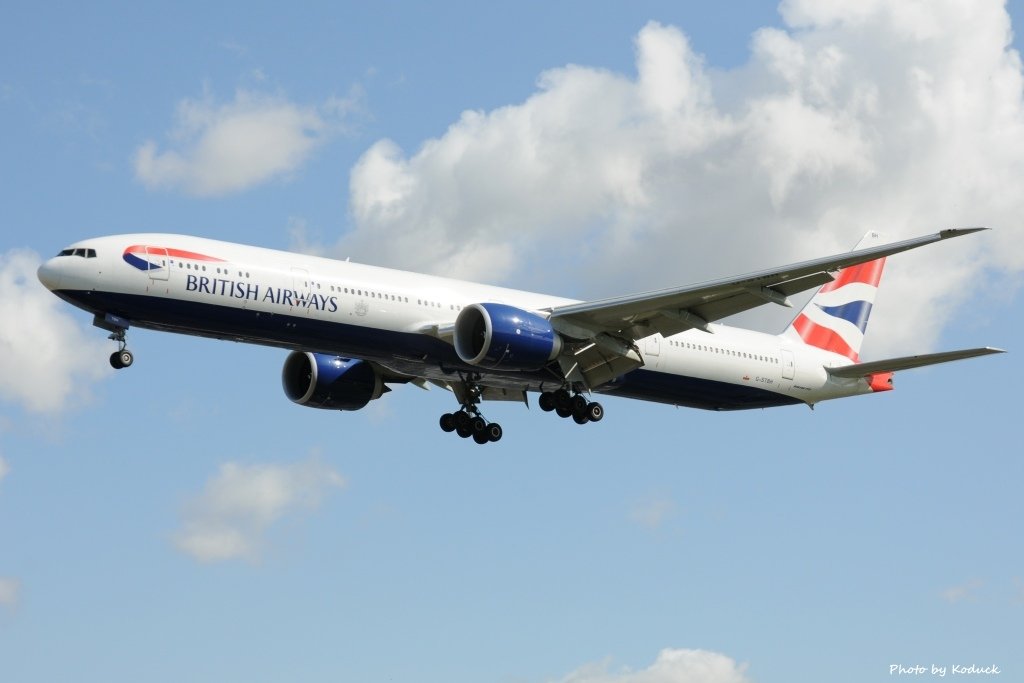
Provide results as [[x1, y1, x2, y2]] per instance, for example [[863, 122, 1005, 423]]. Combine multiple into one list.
[[282, 352, 386, 411], [454, 303, 563, 370]]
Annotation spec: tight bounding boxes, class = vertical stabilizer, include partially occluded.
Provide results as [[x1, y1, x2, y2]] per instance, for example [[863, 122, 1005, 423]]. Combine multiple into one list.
[[785, 232, 887, 361]]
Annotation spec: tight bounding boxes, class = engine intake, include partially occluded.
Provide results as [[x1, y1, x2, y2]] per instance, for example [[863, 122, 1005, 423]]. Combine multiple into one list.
[[282, 352, 386, 411], [454, 303, 562, 370]]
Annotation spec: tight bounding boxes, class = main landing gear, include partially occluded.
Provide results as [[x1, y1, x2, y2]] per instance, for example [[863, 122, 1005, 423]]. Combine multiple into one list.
[[438, 376, 503, 445], [439, 409, 503, 444], [538, 388, 603, 425]]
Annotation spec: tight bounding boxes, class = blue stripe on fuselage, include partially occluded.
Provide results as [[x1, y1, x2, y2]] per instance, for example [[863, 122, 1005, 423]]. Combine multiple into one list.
[[123, 252, 157, 271]]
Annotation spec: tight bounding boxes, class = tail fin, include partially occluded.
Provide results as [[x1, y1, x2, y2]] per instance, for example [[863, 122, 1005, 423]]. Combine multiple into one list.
[[785, 231, 887, 362]]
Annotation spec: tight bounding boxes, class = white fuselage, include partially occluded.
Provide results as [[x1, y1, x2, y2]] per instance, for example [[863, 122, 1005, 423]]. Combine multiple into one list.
[[37, 234, 875, 411]]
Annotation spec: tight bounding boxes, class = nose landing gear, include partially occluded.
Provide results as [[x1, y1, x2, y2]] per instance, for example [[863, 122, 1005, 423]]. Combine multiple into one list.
[[94, 313, 134, 370]]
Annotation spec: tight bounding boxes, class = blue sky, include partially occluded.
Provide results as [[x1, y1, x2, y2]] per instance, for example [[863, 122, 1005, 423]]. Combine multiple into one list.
[[1, 2, 1022, 682]]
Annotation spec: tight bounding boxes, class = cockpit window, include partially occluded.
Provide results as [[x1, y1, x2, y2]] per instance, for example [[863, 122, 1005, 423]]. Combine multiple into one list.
[[56, 248, 97, 258]]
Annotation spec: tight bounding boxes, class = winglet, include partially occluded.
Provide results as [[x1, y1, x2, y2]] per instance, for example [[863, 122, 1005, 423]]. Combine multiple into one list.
[[939, 227, 988, 239]]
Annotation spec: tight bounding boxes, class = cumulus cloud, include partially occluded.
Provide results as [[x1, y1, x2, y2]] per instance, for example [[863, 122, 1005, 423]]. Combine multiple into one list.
[[0, 249, 109, 413], [330, 0, 1022, 357], [629, 496, 676, 530], [135, 87, 359, 196], [555, 648, 752, 683], [0, 577, 19, 608], [941, 578, 984, 603], [174, 453, 345, 562]]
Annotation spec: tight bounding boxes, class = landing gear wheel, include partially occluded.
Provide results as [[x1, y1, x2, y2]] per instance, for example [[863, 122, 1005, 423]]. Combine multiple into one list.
[[571, 394, 589, 413], [553, 388, 572, 412], [486, 423, 503, 442], [538, 392, 555, 412], [472, 430, 490, 445], [470, 416, 487, 434], [586, 402, 604, 422], [439, 413, 456, 433], [555, 406, 573, 419], [109, 349, 133, 369], [572, 411, 589, 425], [456, 424, 473, 438]]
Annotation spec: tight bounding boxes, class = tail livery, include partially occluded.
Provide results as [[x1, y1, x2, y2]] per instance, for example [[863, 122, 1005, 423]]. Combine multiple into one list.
[[787, 232, 886, 362], [787, 231, 1005, 391]]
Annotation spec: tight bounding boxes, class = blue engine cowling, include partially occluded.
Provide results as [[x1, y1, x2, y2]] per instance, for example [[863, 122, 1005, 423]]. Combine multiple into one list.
[[454, 303, 563, 370], [282, 351, 386, 411]]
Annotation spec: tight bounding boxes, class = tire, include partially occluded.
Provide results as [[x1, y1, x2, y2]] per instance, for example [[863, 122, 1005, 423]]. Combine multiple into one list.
[[109, 352, 124, 370], [456, 424, 473, 438], [473, 430, 490, 444], [453, 411, 471, 431], [486, 423, 503, 442], [572, 411, 589, 425], [554, 388, 572, 411], [470, 416, 487, 434], [586, 402, 604, 422], [571, 394, 588, 412], [538, 392, 555, 412], [555, 406, 572, 419], [439, 413, 456, 432], [119, 350, 134, 368]]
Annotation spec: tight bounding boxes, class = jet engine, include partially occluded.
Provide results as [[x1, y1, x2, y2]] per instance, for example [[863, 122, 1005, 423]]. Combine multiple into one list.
[[282, 351, 386, 410], [454, 303, 563, 370]]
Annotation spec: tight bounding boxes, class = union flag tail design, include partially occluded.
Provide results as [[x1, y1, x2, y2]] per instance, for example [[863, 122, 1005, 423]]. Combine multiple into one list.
[[785, 232, 886, 362]]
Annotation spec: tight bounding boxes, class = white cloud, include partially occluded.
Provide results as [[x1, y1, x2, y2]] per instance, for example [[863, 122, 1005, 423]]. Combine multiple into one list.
[[0, 249, 109, 413], [0, 577, 19, 608], [941, 578, 984, 603], [329, 2, 1023, 357], [174, 453, 345, 563], [555, 648, 752, 683], [629, 496, 675, 530], [135, 87, 359, 196], [0, 455, 8, 483]]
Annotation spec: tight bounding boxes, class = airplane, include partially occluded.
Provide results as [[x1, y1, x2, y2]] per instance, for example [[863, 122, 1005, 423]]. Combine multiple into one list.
[[36, 228, 1004, 444]]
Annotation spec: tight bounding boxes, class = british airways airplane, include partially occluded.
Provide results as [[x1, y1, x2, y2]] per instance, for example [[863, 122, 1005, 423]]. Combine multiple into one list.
[[37, 228, 1003, 444]]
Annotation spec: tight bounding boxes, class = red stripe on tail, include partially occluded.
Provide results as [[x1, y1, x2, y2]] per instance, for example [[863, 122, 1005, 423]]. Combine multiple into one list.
[[791, 313, 860, 361]]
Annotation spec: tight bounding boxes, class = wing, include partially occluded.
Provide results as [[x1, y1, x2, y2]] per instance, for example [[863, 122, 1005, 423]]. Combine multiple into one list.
[[546, 228, 986, 387]]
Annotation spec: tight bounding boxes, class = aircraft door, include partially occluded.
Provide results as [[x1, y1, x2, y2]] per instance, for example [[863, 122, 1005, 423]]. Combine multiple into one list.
[[781, 349, 795, 380], [644, 334, 661, 369], [146, 247, 169, 281]]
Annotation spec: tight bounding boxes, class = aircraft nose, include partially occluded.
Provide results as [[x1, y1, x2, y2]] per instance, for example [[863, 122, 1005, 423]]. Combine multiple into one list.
[[37, 258, 63, 290]]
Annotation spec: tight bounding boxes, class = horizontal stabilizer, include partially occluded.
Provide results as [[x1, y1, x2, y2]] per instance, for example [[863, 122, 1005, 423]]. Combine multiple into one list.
[[826, 347, 1006, 378]]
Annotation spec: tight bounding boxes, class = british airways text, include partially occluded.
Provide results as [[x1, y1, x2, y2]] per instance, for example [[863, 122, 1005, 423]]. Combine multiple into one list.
[[185, 274, 339, 312]]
